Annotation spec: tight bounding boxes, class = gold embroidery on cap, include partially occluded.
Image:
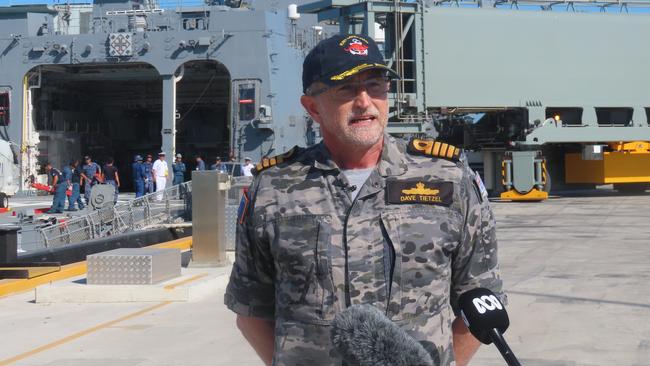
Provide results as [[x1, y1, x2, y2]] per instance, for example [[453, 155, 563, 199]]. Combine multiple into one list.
[[330, 63, 375, 81]]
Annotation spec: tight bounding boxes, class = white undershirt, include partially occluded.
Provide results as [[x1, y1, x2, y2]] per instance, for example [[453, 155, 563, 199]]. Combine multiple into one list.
[[341, 167, 374, 201]]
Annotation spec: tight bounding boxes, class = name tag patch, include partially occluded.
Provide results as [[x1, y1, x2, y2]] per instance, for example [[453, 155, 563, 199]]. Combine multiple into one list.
[[386, 180, 453, 206]]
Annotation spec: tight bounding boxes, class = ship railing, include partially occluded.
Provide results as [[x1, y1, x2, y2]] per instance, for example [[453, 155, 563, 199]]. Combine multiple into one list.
[[37, 181, 193, 248], [35, 175, 253, 249]]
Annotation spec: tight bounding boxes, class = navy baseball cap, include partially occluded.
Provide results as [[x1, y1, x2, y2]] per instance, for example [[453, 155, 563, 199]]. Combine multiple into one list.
[[302, 34, 398, 93]]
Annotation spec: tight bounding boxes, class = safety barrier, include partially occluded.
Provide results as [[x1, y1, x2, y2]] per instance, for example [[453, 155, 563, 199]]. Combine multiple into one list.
[[37, 182, 192, 248], [34, 176, 252, 249]]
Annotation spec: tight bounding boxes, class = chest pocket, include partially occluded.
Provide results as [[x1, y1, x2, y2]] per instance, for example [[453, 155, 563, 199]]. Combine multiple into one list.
[[269, 214, 336, 324], [380, 206, 461, 321]]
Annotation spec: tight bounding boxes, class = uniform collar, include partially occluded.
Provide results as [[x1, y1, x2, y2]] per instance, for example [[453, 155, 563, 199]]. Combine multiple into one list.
[[311, 142, 339, 171], [377, 134, 408, 177], [311, 134, 408, 177]]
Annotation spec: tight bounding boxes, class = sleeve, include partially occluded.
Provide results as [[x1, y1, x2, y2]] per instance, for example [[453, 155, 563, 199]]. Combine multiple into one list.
[[449, 165, 504, 314], [224, 179, 276, 320]]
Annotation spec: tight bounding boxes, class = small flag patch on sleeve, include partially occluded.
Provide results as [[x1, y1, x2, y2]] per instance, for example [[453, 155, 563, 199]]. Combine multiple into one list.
[[238, 190, 250, 225]]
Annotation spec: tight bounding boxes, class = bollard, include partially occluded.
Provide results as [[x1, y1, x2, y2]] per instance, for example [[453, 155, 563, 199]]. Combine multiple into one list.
[[190, 170, 230, 267], [0, 226, 19, 263]]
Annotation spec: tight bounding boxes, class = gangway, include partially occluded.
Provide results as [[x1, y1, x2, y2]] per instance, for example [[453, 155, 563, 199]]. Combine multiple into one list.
[[36, 182, 192, 248]]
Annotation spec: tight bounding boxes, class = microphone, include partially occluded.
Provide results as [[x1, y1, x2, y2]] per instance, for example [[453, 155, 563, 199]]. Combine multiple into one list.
[[330, 304, 437, 366], [458, 288, 521, 366]]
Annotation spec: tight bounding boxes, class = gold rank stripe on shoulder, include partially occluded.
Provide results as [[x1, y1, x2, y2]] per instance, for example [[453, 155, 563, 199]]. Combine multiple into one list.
[[254, 146, 300, 174], [408, 138, 461, 161]]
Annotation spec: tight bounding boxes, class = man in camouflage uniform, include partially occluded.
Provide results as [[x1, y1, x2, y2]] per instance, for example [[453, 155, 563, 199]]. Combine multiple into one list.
[[225, 34, 503, 366]]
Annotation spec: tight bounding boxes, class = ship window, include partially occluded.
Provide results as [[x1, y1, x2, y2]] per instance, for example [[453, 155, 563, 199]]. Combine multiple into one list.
[[0, 93, 8, 126], [646, 108, 650, 126], [545, 107, 582, 126], [182, 18, 207, 31], [596, 107, 633, 126], [237, 84, 256, 121]]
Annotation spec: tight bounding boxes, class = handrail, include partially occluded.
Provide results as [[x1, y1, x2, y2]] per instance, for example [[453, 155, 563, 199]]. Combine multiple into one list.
[[36, 181, 192, 248]]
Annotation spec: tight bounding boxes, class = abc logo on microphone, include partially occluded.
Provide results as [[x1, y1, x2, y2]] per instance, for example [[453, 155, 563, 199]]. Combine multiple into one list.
[[472, 294, 503, 314], [458, 288, 509, 345], [459, 288, 522, 366]]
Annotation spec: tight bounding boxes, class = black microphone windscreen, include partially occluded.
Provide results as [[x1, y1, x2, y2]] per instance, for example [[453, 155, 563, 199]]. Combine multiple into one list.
[[458, 288, 509, 345], [330, 304, 437, 366]]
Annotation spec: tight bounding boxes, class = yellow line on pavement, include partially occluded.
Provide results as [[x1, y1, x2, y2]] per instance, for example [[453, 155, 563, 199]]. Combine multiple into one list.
[[0, 301, 172, 365], [153, 237, 193, 251], [164, 273, 208, 290]]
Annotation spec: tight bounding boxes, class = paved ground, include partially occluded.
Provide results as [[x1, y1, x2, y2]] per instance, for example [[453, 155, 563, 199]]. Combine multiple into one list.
[[1, 191, 650, 365], [474, 191, 650, 366]]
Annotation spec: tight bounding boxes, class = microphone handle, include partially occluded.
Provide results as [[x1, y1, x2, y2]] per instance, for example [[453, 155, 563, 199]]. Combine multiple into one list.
[[489, 328, 521, 366]]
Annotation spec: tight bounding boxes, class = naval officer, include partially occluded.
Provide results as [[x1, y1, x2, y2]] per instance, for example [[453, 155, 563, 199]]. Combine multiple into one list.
[[225, 34, 504, 365]]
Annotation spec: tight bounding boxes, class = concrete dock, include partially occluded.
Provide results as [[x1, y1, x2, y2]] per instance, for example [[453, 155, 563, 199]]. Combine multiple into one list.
[[1, 191, 649, 365]]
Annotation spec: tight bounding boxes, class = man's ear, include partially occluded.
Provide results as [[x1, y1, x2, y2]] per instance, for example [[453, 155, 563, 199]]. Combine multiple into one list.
[[300, 95, 323, 125]]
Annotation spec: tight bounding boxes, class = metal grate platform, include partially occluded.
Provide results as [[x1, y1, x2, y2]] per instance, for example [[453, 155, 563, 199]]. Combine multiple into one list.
[[87, 248, 181, 285]]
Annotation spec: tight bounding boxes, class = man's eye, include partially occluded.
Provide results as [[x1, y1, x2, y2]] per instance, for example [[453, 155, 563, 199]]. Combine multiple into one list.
[[337, 84, 356, 93], [365, 80, 382, 89]]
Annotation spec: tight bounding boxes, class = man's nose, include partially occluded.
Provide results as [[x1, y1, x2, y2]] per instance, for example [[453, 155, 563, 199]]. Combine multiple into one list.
[[352, 88, 372, 109]]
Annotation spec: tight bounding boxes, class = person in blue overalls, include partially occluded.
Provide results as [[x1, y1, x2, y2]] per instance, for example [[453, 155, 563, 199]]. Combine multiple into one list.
[[67, 160, 84, 211], [80, 155, 101, 205], [143, 154, 154, 194], [172, 153, 186, 186], [46, 163, 66, 214], [132, 155, 146, 198]]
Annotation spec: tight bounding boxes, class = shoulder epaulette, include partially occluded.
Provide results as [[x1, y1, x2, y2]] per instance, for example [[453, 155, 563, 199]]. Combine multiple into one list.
[[407, 138, 461, 162], [253, 146, 301, 175]]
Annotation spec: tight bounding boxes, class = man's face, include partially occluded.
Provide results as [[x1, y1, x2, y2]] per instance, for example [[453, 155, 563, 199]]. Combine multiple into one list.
[[147, 156, 152, 162], [46, 165, 52, 172], [301, 70, 389, 152]]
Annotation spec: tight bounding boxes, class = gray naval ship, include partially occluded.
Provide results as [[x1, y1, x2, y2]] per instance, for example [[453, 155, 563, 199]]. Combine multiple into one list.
[[0, 0, 327, 196]]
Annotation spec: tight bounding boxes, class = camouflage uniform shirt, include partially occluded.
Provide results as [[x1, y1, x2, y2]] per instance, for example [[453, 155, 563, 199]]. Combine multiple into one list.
[[224, 134, 503, 365]]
